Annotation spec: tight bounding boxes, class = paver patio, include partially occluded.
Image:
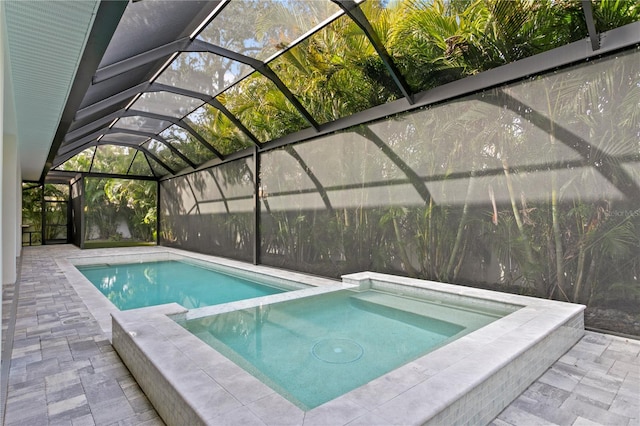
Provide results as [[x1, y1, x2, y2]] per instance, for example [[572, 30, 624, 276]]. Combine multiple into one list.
[[2, 245, 638, 425]]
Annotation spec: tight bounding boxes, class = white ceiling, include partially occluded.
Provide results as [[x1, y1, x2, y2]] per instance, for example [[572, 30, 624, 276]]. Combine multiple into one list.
[[2, 0, 99, 181]]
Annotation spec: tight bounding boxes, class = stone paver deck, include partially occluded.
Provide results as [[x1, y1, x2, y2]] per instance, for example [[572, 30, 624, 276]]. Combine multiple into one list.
[[2, 245, 639, 425]]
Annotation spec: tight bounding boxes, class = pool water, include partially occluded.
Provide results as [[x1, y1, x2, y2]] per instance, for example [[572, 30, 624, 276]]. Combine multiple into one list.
[[183, 289, 506, 409], [77, 260, 286, 310]]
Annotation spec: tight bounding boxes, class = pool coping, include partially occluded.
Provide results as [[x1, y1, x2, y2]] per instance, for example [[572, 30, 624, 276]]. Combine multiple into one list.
[[59, 247, 585, 425]]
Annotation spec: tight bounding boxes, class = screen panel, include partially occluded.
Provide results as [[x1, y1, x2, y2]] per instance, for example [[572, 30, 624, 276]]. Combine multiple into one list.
[[160, 157, 255, 262]]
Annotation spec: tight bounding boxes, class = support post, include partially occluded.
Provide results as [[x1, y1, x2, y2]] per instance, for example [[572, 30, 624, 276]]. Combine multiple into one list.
[[41, 184, 46, 245], [156, 180, 161, 246], [253, 146, 261, 265]]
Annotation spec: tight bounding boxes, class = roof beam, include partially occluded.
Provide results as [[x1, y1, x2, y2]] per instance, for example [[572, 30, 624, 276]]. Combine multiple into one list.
[[74, 82, 151, 121], [188, 38, 264, 69], [146, 82, 209, 102], [143, 84, 225, 159], [64, 111, 121, 142], [581, 1, 600, 51], [206, 98, 262, 147], [66, 106, 228, 161], [51, 149, 88, 170], [188, 39, 320, 130], [60, 129, 107, 153], [259, 65, 320, 130], [54, 141, 176, 176], [62, 125, 205, 171], [149, 82, 261, 148], [48, 164, 158, 182], [69, 82, 258, 162], [89, 2, 229, 85], [93, 37, 192, 84], [60, 127, 151, 157], [333, 0, 414, 104], [71, 36, 321, 162], [125, 109, 229, 155], [109, 128, 198, 169], [79, 171, 158, 181], [102, 142, 175, 176]]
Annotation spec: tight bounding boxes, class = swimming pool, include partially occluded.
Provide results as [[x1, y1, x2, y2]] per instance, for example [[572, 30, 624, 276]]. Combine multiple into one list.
[[77, 260, 287, 310], [182, 288, 511, 409], [62, 249, 322, 337], [109, 258, 584, 425]]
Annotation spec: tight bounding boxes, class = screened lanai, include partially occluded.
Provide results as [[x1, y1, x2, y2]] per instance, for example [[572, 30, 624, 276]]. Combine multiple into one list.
[[11, 1, 640, 336], [2, 1, 640, 425]]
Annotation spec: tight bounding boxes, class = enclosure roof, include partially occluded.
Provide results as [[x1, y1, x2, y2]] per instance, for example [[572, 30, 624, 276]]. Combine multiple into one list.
[[4, 0, 639, 183]]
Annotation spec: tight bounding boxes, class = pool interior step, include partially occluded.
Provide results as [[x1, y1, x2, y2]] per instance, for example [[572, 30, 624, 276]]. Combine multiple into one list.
[[349, 290, 505, 331]]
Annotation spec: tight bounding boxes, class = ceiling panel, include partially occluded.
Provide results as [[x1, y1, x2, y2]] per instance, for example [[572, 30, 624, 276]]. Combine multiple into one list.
[[3, 0, 99, 181]]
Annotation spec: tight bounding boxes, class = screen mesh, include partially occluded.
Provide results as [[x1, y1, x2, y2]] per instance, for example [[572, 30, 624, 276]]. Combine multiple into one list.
[[161, 47, 640, 336]]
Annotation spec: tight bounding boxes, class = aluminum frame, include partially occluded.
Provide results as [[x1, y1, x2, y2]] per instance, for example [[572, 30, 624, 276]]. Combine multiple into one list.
[[47, 1, 640, 192]]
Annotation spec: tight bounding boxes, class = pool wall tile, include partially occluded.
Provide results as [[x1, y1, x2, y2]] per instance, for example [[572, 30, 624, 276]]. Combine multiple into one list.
[[424, 313, 585, 426], [112, 309, 227, 426]]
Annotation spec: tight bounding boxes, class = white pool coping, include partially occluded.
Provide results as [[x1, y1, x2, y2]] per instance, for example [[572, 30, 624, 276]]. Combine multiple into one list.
[[59, 247, 585, 425]]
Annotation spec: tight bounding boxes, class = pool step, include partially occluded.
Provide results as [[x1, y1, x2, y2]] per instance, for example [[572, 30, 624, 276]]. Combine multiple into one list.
[[350, 291, 502, 330]]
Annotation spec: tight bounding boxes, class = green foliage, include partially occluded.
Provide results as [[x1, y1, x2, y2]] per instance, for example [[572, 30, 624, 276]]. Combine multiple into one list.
[[21, 184, 71, 243], [57, 147, 94, 172], [593, 0, 640, 31], [22, 184, 42, 230], [84, 178, 157, 243]]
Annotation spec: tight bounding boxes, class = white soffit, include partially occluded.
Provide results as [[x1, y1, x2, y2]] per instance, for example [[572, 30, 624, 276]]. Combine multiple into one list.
[[3, 0, 99, 181]]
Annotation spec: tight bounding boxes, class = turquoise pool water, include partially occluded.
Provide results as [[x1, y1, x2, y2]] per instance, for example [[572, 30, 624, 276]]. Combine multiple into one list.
[[77, 260, 286, 310], [183, 289, 506, 409]]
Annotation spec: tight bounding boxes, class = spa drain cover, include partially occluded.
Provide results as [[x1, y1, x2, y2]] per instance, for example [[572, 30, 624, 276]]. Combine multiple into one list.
[[311, 338, 364, 364]]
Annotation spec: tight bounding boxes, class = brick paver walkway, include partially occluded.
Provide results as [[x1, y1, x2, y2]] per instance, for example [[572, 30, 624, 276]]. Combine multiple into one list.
[[493, 332, 639, 426], [2, 246, 162, 425]]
